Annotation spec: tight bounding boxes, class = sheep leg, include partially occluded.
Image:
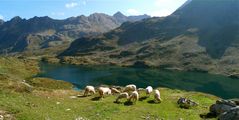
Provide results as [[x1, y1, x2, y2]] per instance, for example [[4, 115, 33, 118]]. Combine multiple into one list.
[[84, 91, 88, 96], [115, 98, 120, 103], [133, 98, 137, 104], [90, 91, 94, 95]]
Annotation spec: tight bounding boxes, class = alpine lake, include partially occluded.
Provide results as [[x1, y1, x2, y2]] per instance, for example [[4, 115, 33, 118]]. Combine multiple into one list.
[[38, 62, 239, 99]]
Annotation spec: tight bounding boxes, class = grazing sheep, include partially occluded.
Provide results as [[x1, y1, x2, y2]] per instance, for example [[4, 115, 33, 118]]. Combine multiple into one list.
[[129, 91, 139, 103], [84, 86, 95, 96], [145, 86, 153, 96], [98, 87, 111, 98], [115, 92, 129, 103], [123, 84, 137, 92], [154, 89, 161, 103], [0, 115, 3, 120], [110, 88, 121, 94]]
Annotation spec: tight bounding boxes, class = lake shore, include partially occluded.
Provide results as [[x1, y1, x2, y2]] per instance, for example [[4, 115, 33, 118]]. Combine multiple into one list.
[[41, 56, 239, 79], [0, 57, 223, 119], [38, 56, 239, 99]]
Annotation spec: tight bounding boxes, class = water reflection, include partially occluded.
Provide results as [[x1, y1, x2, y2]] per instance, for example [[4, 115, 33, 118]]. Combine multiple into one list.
[[38, 63, 239, 99]]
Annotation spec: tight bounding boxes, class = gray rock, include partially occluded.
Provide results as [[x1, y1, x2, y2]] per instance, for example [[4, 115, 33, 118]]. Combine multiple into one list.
[[216, 99, 237, 107], [209, 100, 236, 115], [177, 97, 198, 109], [219, 106, 239, 120], [210, 104, 233, 116], [230, 99, 239, 105], [205, 99, 239, 120]]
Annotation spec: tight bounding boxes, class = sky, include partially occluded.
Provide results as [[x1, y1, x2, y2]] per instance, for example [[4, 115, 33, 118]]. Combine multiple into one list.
[[0, 0, 187, 21]]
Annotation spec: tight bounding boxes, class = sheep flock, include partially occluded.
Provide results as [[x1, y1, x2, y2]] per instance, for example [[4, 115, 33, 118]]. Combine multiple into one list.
[[83, 84, 162, 104]]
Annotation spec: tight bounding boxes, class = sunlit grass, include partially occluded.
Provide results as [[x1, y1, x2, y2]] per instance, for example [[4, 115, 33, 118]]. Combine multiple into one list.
[[0, 88, 218, 120], [0, 57, 218, 120]]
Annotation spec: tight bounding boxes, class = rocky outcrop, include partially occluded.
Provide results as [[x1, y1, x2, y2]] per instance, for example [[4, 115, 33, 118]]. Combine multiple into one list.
[[228, 73, 239, 79], [205, 99, 239, 119], [219, 106, 239, 120], [210, 99, 237, 115], [177, 97, 198, 109]]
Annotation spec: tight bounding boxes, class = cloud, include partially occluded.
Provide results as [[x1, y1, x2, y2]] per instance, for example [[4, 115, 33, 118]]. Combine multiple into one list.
[[0, 14, 4, 20], [65, 2, 78, 8], [126, 9, 140, 15]]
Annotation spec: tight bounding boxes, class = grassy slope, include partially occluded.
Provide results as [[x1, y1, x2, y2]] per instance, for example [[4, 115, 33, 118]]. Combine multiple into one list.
[[0, 57, 39, 78], [59, 35, 219, 74], [0, 88, 218, 120], [0, 57, 218, 120]]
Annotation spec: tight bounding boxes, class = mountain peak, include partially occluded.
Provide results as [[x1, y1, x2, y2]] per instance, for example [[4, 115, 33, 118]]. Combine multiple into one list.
[[9, 16, 23, 24], [29, 16, 52, 20], [113, 12, 126, 17], [0, 12, 151, 55], [11, 16, 22, 21], [113, 11, 128, 23], [89, 13, 109, 17]]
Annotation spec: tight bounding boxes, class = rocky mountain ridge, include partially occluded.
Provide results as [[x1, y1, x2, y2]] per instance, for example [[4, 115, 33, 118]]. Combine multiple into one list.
[[0, 12, 150, 55], [60, 0, 239, 76]]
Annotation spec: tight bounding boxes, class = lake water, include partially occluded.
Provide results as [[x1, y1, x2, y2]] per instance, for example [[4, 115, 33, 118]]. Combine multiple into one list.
[[38, 63, 239, 99]]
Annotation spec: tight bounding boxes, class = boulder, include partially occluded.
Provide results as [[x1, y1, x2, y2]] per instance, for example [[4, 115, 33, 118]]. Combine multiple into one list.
[[219, 106, 239, 120], [210, 99, 237, 115], [177, 97, 198, 109], [230, 99, 239, 105], [228, 73, 239, 79], [216, 99, 238, 107]]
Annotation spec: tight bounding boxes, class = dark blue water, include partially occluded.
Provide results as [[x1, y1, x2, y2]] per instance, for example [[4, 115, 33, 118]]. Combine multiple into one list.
[[38, 63, 239, 99]]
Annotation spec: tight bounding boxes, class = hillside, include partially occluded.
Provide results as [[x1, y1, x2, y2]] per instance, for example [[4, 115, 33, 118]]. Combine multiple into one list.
[[0, 13, 150, 56], [0, 57, 218, 120], [60, 0, 239, 76]]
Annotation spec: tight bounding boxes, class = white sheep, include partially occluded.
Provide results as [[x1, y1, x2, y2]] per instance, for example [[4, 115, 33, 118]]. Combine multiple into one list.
[[123, 84, 137, 92], [115, 92, 129, 103], [129, 91, 139, 103], [110, 88, 121, 94], [98, 87, 111, 98], [0, 115, 3, 120], [145, 86, 153, 96], [154, 89, 162, 103], [83, 86, 95, 96]]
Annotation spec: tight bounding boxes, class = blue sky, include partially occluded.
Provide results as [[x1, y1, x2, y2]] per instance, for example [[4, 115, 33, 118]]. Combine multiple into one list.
[[0, 0, 187, 21]]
